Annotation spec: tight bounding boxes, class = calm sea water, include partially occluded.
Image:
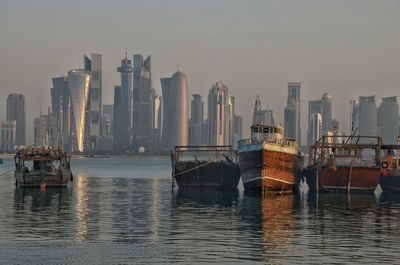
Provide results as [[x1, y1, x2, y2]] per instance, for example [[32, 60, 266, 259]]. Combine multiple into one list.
[[0, 156, 400, 264]]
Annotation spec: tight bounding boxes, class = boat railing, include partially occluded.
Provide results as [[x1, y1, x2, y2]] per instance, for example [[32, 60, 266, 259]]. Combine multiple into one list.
[[239, 137, 297, 148], [174, 145, 236, 162], [308, 135, 383, 166]]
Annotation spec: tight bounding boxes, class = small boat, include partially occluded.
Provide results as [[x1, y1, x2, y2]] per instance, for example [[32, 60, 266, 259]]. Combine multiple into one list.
[[171, 146, 240, 190], [14, 146, 73, 188], [380, 144, 400, 193], [238, 124, 302, 193], [305, 135, 382, 193]]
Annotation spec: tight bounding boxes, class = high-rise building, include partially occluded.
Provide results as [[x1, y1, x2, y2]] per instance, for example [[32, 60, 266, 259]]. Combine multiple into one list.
[[309, 113, 322, 145], [252, 95, 274, 125], [284, 82, 301, 143], [34, 110, 55, 146], [161, 71, 189, 151], [152, 95, 162, 153], [1, 120, 16, 151], [189, 94, 204, 146], [359, 96, 378, 143], [7, 93, 26, 145], [51, 76, 70, 149], [350, 99, 359, 134], [321, 92, 333, 134], [67, 69, 91, 152], [207, 82, 236, 146], [379, 96, 399, 144], [84, 53, 102, 150], [114, 55, 133, 153], [233, 115, 243, 149], [132, 54, 155, 153], [103, 104, 114, 136], [307, 100, 322, 146]]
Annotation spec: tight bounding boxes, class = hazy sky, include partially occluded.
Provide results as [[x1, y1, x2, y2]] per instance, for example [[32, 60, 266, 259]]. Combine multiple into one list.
[[1, 0, 399, 144]]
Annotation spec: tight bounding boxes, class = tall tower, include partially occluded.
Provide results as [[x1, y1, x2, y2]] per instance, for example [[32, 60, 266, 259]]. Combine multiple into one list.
[[309, 113, 322, 145], [207, 82, 235, 146], [252, 95, 275, 126], [161, 71, 189, 151], [379, 96, 399, 144], [67, 69, 91, 152], [51, 76, 71, 149], [284, 82, 301, 143], [7, 93, 26, 146], [321, 92, 332, 134], [114, 55, 133, 153], [189, 94, 204, 146], [132, 54, 154, 152], [84, 53, 102, 149], [307, 99, 322, 146], [359, 96, 378, 143]]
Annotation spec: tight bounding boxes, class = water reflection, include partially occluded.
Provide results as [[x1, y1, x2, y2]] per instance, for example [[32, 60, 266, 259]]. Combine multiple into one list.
[[13, 187, 72, 239], [261, 194, 295, 264]]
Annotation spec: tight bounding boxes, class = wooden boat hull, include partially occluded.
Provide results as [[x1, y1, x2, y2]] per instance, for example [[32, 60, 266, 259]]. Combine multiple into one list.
[[239, 143, 299, 193], [15, 167, 72, 188], [306, 165, 380, 193], [174, 160, 240, 190], [380, 169, 400, 192]]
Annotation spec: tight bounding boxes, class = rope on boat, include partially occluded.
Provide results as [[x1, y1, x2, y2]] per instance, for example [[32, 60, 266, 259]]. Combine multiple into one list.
[[0, 168, 14, 177], [173, 160, 215, 177]]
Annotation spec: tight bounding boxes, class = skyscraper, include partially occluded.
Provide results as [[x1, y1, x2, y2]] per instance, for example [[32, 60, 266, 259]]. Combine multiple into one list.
[[233, 114, 243, 149], [207, 82, 236, 146], [350, 99, 359, 134], [252, 94, 275, 125], [161, 71, 189, 151], [84, 53, 102, 150], [67, 69, 91, 152], [309, 113, 322, 145], [132, 54, 155, 152], [103, 104, 114, 136], [307, 99, 322, 146], [51, 76, 70, 149], [7, 93, 26, 145], [284, 82, 301, 143], [189, 94, 204, 146], [114, 55, 133, 153], [379, 96, 399, 144], [1, 120, 16, 151], [34, 110, 55, 146], [321, 92, 333, 134], [359, 96, 378, 143]]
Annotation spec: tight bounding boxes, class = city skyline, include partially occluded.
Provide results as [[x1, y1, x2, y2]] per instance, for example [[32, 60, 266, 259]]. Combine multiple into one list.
[[1, 1, 400, 144]]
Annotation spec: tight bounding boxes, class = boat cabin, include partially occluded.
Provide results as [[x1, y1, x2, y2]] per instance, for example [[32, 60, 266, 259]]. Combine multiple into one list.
[[15, 146, 70, 174], [309, 135, 383, 167]]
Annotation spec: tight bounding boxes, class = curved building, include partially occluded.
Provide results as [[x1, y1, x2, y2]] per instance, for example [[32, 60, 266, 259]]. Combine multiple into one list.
[[68, 69, 91, 152], [161, 71, 188, 151]]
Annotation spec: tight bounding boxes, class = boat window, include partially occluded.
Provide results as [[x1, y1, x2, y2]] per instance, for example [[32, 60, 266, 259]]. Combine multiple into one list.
[[253, 127, 259, 133]]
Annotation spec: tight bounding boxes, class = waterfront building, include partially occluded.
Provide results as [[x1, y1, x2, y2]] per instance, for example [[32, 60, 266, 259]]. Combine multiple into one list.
[[51, 76, 70, 149], [233, 115, 243, 149], [84, 53, 102, 151], [161, 71, 189, 151], [67, 69, 91, 153], [307, 100, 322, 146], [34, 110, 55, 146], [7, 93, 26, 146], [114, 55, 133, 153], [1, 120, 16, 151], [252, 95, 274, 125], [379, 96, 399, 144], [321, 92, 333, 134], [102, 104, 114, 136], [309, 113, 322, 145], [189, 94, 204, 146], [132, 54, 155, 153], [359, 96, 378, 143], [207, 82, 231, 146], [350, 99, 359, 134], [284, 82, 301, 143]]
